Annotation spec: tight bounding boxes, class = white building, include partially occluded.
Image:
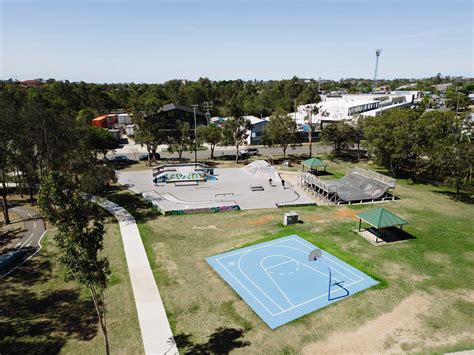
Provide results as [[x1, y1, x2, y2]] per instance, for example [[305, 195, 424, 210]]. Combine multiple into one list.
[[290, 92, 422, 129]]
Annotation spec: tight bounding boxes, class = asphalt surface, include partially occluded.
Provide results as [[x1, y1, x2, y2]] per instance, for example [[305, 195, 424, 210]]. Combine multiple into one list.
[[0, 206, 46, 278], [118, 144, 333, 161]]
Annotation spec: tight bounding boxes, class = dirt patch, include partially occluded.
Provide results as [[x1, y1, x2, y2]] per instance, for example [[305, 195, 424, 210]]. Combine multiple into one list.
[[303, 293, 433, 354], [456, 289, 474, 303], [424, 251, 449, 265], [192, 225, 219, 230], [154, 242, 178, 272], [248, 215, 276, 225], [334, 207, 357, 220], [462, 251, 474, 262]]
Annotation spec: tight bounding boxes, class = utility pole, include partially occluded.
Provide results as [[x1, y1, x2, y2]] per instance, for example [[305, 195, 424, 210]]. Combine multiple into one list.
[[294, 98, 297, 122], [203, 101, 213, 125], [373, 49, 382, 93], [456, 90, 461, 114], [192, 104, 199, 163]]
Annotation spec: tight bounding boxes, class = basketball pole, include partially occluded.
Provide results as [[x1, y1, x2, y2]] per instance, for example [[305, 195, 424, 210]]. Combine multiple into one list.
[[327, 266, 332, 301]]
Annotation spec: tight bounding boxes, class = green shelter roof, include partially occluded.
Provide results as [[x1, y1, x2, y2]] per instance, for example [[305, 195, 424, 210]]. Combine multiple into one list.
[[302, 157, 327, 169], [356, 208, 408, 229]]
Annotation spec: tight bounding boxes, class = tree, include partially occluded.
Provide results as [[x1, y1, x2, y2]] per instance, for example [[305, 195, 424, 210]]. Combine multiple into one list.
[[89, 126, 119, 159], [304, 105, 319, 157], [0, 84, 25, 223], [76, 108, 97, 125], [167, 121, 192, 162], [133, 112, 166, 166], [445, 87, 469, 112], [197, 124, 222, 160], [321, 121, 354, 157], [263, 109, 298, 158], [221, 117, 251, 163], [351, 115, 365, 161], [38, 172, 111, 354], [364, 109, 420, 176]]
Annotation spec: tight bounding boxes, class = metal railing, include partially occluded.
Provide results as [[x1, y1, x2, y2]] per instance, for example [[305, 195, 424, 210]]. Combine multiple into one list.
[[348, 166, 396, 188]]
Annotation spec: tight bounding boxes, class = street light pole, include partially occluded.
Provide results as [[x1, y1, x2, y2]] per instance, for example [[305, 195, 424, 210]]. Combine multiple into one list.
[[192, 104, 198, 163]]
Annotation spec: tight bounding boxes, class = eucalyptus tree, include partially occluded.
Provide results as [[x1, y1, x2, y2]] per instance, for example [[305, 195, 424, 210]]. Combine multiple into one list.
[[221, 117, 251, 163], [38, 172, 111, 354], [197, 124, 222, 160], [263, 109, 298, 159], [167, 121, 192, 162]]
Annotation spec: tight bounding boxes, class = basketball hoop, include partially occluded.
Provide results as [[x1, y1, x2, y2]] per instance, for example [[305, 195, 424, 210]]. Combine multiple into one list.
[[308, 248, 322, 261]]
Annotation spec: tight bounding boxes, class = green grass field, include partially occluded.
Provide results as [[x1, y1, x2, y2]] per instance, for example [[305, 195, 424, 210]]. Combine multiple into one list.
[[107, 161, 474, 354], [3, 157, 472, 354], [0, 221, 144, 355]]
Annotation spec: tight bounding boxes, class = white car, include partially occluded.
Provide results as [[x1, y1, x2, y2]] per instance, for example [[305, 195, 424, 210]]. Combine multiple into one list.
[[240, 148, 259, 156]]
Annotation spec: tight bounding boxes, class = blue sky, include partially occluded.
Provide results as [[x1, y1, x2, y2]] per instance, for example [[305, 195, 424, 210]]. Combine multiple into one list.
[[1, 0, 473, 83]]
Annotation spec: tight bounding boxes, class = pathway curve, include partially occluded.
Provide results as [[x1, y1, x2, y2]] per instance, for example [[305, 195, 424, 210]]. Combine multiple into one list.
[[91, 195, 177, 355], [0, 206, 46, 279]]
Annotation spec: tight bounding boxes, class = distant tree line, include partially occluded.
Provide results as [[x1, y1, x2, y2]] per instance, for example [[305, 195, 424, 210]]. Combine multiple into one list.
[[320, 109, 473, 199]]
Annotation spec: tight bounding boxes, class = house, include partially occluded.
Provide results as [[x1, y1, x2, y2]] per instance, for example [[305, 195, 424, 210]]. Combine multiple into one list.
[[244, 116, 269, 145], [19, 79, 43, 88], [148, 103, 207, 135]]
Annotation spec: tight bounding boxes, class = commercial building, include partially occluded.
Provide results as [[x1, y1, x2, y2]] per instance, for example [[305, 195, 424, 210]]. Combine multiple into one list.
[[290, 91, 422, 129]]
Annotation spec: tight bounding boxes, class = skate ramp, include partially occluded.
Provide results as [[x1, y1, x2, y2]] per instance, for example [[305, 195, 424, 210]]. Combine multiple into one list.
[[243, 160, 281, 181], [326, 172, 389, 201]]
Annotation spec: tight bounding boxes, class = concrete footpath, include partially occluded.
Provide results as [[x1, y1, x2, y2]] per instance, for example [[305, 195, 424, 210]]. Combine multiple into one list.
[[91, 196, 177, 355]]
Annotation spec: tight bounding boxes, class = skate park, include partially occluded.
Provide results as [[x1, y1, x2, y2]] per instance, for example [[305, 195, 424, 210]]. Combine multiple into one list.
[[117, 160, 317, 215]]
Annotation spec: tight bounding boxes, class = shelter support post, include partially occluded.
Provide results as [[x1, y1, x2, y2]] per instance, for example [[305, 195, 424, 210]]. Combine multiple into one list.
[[358, 219, 361, 232]]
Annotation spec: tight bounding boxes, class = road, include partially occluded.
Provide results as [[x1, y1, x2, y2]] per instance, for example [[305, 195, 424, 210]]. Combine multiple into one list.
[[0, 206, 46, 278], [116, 143, 333, 161]]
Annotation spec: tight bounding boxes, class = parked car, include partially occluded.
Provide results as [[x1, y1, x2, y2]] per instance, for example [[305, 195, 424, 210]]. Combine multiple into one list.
[[240, 147, 259, 156], [109, 155, 130, 163], [139, 152, 161, 161]]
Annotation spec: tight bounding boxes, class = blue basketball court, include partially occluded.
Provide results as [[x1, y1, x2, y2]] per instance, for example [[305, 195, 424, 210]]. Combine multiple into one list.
[[206, 235, 378, 329]]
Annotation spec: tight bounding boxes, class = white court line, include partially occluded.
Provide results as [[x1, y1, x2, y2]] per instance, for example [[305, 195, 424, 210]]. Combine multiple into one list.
[[215, 236, 368, 318], [236, 243, 333, 314], [291, 237, 362, 282], [271, 279, 363, 316], [234, 241, 348, 316], [264, 259, 294, 270], [215, 236, 298, 262], [216, 259, 281, 315], [260, 256, 295, 307]]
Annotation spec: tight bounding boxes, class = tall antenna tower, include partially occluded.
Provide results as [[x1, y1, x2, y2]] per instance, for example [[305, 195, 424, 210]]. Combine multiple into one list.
[[373, 49, 382, 92], [203, 101, 213, 124]]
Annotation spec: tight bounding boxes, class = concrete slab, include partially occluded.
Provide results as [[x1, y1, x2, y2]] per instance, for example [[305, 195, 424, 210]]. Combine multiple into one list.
[[118, 166, 316, 211]]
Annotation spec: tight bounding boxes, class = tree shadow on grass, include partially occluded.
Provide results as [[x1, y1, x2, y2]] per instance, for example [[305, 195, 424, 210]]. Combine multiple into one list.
[[174, 327, 250, 355], [431, 190, 474, 205], [0, 256, 98, 354], [103, 187, 160, 223]]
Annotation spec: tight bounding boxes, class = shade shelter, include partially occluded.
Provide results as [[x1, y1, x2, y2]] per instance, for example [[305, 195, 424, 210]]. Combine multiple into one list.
[[356, 208, 408, 244], [302, 157, 327, 173]]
